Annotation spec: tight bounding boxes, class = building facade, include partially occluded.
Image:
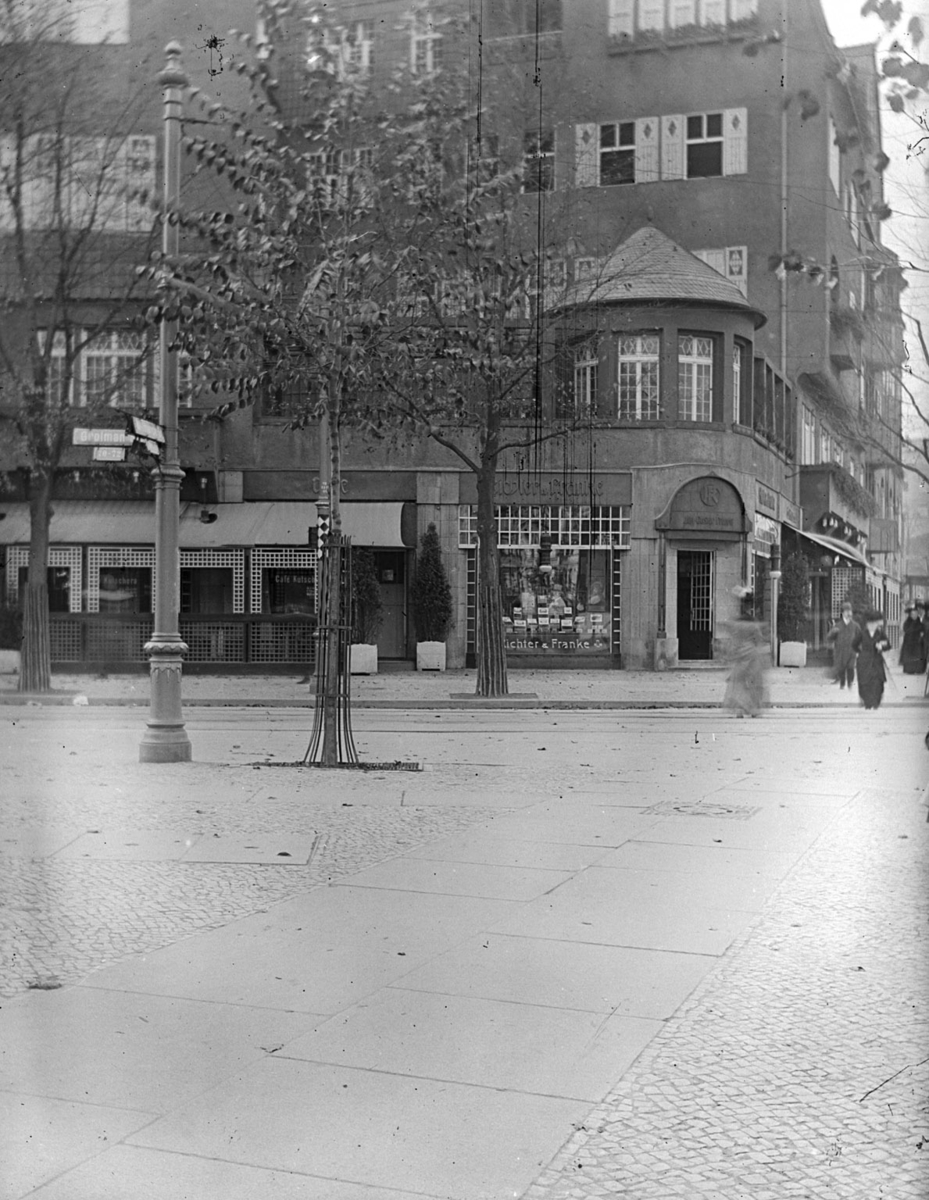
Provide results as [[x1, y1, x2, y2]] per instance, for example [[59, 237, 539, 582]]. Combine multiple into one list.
[[0, 0, 907, 670]]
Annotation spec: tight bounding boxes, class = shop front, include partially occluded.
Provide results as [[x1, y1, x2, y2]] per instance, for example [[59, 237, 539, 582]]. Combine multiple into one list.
[[458, 488, 631, 667]]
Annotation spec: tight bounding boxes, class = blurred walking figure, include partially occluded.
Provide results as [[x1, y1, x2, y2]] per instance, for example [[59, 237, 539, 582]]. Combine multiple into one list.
[[899, 604, 926, 675], [826, 601, 860, 690], [723, 588, 770, 718], [853, 610, 891, 710]]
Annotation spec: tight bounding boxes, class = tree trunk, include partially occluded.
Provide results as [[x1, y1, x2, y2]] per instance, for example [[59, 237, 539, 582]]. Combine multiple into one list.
[[20, 473, 52, 693], [475, 459, 508, 697], [319, 396, 344, 765]]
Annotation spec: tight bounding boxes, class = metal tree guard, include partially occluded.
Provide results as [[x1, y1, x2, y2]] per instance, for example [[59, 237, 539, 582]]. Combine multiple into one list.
[[304, 532, 358, 765]]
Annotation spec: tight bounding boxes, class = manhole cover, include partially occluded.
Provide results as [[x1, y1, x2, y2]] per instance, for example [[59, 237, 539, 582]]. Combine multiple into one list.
[[645, 800, 760, 820]]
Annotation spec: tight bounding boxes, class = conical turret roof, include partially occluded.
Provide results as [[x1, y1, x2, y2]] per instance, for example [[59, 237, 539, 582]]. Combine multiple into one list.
[[556, 226, 766, 326]]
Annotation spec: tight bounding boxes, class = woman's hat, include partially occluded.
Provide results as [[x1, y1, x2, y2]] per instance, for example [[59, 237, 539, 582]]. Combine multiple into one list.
[[863, 609, 884, 623]]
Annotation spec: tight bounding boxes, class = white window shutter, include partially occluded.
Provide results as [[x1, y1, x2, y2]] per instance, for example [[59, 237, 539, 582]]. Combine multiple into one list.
[[575, 124, 599, 187], [725, 245, 748, 296], [635, 117, 660, 183], [607, 0, 633, 37], [694, 248, 726, 275], [722, 107, 747, 176], [661, 115, 684, 181]]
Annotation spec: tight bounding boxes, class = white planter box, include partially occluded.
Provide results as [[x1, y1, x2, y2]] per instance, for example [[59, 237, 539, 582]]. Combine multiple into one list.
[[779, 640, 807, 668], [0, 649, 21, 675], [349, 643, 378, 675], [416, 641, 447, 672]]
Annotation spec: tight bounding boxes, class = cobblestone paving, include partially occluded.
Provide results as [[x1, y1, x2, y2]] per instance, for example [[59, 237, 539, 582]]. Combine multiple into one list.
[[525, 784, 929, 1200], [0, 757, 512, 996]]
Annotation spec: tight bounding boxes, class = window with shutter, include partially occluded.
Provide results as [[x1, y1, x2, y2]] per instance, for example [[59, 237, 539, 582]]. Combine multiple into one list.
[[661, 114, 684, 180], [600, 122, 636, 185], [575, 124, 600, 187], [607, 0, 634, 37], [670, 1, 696, 26], [523, 129, 555, 193], [635, 117, 659, 183], [639, 0, 665, 30], [686, 112, 723, 177], [722, 107, 747, 175]]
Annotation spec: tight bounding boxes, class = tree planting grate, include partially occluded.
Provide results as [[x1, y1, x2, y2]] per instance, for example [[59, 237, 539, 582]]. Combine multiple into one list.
[[645, 800, 760, 820], [251, 760, 422, 772]]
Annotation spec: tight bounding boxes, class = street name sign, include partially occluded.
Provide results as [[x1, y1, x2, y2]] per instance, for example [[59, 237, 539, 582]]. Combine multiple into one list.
[[73, 428, 134, 447]]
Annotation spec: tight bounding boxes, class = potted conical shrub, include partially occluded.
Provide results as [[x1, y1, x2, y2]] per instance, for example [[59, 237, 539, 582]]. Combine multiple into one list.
[[350, 547, 383, 675], [777, 552, 810, 667], [0, 605, 23, 676], [411, 523, 453, 671]]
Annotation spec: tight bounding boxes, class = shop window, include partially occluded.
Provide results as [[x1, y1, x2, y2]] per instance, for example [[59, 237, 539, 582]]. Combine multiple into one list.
[[180, 568, 234, 614], [522, 128, 554, 193], [678, 334, 714, 421], [618, 332, 660, 420], [500, 547, 612, 655], [98, 567, 151, 613], [265, 568, 315, 614], [17, 566, 71, 612]]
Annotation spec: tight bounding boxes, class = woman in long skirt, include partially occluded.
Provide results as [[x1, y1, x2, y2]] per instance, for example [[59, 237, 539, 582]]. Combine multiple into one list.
[[899, 606, 926, 674], [854, 610, 891, 710], [723, 606, 770, 717]]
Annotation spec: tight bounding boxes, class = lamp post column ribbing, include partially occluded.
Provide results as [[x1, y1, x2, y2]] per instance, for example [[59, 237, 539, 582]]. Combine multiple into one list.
[[139, 42, 192, 763]]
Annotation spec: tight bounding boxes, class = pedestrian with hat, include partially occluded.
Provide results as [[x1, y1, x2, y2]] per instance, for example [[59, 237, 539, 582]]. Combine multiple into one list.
[[826, 600, 860, 690], [853, 609, 892, 710], [900, 604, 927, 674]]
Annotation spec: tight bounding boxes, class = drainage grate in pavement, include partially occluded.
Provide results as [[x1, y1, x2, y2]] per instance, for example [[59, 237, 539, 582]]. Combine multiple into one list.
[[645, 800, 761, 820]]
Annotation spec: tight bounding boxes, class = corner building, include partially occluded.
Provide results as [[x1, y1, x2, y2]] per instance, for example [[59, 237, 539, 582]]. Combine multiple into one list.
[[0, 0, 905, 672]]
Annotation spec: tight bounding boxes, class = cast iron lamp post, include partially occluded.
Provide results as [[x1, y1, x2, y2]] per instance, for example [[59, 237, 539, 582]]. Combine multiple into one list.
[[139, 43, 192, 763]]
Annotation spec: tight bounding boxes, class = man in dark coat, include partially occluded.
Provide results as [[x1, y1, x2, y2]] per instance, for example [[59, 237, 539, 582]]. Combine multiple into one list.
[[826, 601, 859, 689], [854, 610, 891, 710]]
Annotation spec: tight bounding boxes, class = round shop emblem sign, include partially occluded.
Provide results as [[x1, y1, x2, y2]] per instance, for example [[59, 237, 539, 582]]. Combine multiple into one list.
[[699, 482, 721, 508]]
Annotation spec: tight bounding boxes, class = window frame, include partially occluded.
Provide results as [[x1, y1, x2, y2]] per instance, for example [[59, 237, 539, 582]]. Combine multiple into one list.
[[617, 331, 661, 421], [685, 111, 724, 178], [411, 11, 443, 75], [81, 328, 149, 409], [522, 128, 555, 193], [677, 332, 715, 422], [599, 120, 636, 186]]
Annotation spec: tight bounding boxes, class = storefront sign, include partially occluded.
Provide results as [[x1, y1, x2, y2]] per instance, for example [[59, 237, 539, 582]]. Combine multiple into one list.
[[655, 477, 749, 540], [753, 513, 779, 555], [498, 475, 605, 501], [782, 500, 801, 529], [755, 482, 777, 514]]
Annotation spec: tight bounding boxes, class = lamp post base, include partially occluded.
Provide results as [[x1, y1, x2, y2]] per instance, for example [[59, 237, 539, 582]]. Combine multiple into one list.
[[140, 640, 192, 762]]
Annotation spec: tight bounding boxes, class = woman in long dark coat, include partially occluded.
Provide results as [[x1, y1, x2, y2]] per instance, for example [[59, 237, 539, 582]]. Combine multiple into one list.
[[854, 610, 892, 710], [900, 606, 926, 674]]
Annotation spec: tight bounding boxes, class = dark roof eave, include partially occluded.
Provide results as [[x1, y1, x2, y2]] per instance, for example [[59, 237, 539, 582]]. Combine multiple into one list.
[[548, 296, 767, 330]]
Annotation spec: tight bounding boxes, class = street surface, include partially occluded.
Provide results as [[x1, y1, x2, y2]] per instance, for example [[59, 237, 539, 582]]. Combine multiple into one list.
[[1, 701, 927, 1199]]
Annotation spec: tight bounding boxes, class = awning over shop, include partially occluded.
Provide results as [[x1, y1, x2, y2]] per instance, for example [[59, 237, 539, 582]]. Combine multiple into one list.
[[0, 499, 414, 548], [789, 526, 871, 569]]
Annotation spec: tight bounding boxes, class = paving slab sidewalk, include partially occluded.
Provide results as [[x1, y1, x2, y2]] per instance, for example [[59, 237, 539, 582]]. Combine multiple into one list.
[[1, 662, 926, 708]]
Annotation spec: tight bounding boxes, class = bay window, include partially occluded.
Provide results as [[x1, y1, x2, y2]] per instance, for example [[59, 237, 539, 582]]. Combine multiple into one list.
[[678, 334, 714, 421]]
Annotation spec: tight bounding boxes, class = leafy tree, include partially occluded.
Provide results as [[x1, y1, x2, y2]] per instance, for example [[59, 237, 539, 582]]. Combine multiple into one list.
[[350, 547, 383, 645], [0, 1, 159, 690], [146, 1, 596, 700], [777, 552, 811, 642]]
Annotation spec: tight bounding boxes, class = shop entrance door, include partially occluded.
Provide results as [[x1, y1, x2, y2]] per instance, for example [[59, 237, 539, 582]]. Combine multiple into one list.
[[374, 550, 407, 659], [677, 550, 714, 660]]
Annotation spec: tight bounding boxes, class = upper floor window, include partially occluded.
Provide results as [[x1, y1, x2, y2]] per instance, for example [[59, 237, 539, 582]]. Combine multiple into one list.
[[693, 245, 748, 296], [801, 405, 816, 464], [469, 133, 499, 182], [339, 20, 375, 75], [618, 332, 660, 420], [686, 112, 723, 177], [82, 330, 149, 408], [523, 129, 555, 193], [608, 0, 753, 40], [678, 334, 714, 421], [0, 133, 155, 233], [0, 0, 128, 43], [494, 0, 562, 34], [828, 116, 841, 196], [733, 339, 752, 425], [37, 329, 71, 405], [577, 109, 745, 186], [411, 11, 443, 75], [573, 344, 599, 416]]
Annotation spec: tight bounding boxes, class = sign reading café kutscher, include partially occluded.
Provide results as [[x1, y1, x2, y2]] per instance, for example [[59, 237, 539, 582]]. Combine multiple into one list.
[[462, 472, 633, 505]]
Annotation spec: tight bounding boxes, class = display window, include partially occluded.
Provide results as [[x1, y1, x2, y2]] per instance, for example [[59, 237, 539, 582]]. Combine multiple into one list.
[[500, 548, 611, 654], [265, 568, 315, 614], [98, 567, 151, 613]]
